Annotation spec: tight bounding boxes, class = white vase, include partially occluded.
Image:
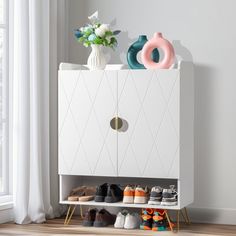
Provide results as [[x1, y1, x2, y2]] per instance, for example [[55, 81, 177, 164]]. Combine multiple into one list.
[[87, 45, 107, 70]]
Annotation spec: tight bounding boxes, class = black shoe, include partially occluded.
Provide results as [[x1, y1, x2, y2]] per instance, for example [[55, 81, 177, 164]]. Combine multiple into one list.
[[82, 208, 97, 227], [95, 183, 108, 202], [105, 184, 123, 203], [93, 208, 116, 227]]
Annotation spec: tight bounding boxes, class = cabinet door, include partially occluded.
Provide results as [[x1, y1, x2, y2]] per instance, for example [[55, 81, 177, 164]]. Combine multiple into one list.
[[58, 70, 117, 176], [117, 70, 179, 178]]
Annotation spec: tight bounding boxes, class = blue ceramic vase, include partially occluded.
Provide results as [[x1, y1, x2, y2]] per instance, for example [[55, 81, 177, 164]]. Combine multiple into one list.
[[127, 35, 159, 69]]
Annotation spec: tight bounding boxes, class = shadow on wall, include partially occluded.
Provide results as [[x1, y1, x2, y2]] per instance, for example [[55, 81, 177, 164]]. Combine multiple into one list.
[[108, 32, 194, 65], [172, 40, 193, 62], [104, 18, 132, 64], [103, 30, 132, 64], [98, 18, 195, 66]]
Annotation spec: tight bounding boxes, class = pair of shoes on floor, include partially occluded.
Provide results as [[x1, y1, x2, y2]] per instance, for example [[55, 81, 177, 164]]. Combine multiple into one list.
[[114, 210, 141, 229], [83, 208, 116, 227], [140, 208, 171, 231], [148, 185, 178, 206], [123, 185, 150, 204], [67, 186, 96, 202], [95, 183, 123, 203]]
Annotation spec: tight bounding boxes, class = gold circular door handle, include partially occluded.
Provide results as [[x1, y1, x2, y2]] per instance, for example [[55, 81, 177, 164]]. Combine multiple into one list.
[[110, 117, 123, 130]]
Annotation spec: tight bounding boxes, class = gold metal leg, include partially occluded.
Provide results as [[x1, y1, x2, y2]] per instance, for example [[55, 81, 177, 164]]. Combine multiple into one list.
[[176, 210, 180, 232], [173, 208, 191, 232], [80, 205, 84, 219], [67, 205, 76, 224], [165, 210, 173, 232], [180, 209, 188, 225], [184, 207, 191, 225], [64, 205, 77, 225], [64, 205, 71, 225]]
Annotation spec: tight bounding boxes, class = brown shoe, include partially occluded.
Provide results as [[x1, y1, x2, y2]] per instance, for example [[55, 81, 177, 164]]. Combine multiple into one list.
[[79, 186, 96, 202], [68, 186, 96, 202], [82, 208, 97, 227], [68, 186, 86, 201], [93, 209, 116, 227]]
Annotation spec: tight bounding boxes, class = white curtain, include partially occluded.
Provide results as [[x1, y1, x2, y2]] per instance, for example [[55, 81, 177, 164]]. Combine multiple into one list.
[[9, 0, 55, 224]]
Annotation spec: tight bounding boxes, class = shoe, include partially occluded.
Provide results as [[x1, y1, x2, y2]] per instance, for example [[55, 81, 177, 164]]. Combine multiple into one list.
[[95, 183, 108, 202], [82, 208, 97, 227], [68, 186, 86, 201], [79, 186, 96, 202], [114, 210, 128, 228], [161, 185, 178, 206], [148, 186, 162, 205], [93, 208, 116, 227], [105, 184, 123, 203], [68, 186, 96, 202], [124, 212, 141, 229], [134, 186, 149, 204], [152, 209, 168, 231], [123, 185, 135, 204], [140, 208, 153, 230]]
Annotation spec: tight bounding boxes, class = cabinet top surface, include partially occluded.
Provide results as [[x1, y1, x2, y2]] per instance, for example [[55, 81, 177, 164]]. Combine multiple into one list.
[[59, 61, 192, 72]]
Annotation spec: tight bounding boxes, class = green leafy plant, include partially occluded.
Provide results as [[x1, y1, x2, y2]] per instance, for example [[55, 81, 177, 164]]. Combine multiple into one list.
[[74, 11, 120, 49]]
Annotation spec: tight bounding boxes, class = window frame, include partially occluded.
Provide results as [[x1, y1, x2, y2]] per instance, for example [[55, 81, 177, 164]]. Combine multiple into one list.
[[0, 0, 13, 206]]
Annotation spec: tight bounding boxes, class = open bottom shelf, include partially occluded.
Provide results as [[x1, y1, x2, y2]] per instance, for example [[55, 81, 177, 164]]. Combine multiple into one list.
[[60, 200, 180, 210]]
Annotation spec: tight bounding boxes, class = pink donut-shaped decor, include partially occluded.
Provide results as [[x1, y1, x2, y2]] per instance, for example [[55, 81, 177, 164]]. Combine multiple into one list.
[[141, 32, 175, 69]]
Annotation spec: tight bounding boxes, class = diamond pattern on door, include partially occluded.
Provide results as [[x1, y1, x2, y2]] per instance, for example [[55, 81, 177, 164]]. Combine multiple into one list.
[[118, 70, 180, 178], [58, 70, 117, 176]]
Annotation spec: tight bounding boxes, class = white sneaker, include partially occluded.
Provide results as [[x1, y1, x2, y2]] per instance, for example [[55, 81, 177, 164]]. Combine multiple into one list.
[[124, 213, 141, 229], [114, 210, 128, 228]]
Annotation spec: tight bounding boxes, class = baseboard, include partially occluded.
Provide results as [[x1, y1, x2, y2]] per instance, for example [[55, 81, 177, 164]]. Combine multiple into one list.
[[188, 207, 236, 225], [0, 208, 14, 224]]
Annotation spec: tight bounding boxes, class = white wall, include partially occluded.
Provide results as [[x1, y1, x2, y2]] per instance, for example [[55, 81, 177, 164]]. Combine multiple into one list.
[[65, 0, 236, 224]]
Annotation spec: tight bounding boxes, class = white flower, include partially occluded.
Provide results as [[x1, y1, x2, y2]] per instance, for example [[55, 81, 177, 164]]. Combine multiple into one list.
[[100, 24, 109, 31], [95, 27, 104, 37], [95, 24, 110, 37]]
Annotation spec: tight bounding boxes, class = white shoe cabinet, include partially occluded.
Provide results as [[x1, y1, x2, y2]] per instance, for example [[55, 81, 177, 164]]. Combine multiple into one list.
[[58, 61, 194, 210]]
